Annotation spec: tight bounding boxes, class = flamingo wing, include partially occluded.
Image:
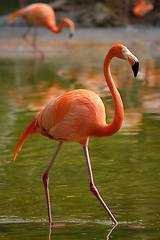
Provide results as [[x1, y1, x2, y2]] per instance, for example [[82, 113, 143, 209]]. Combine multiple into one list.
[[37, 89, 106, 144]]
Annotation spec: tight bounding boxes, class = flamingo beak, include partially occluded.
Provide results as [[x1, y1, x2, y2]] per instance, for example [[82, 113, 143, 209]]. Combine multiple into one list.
[[132, 61, 139, 77], [128, 54, 139, 77], [69, 27, 74, 38], [122, 49, 139, 77]]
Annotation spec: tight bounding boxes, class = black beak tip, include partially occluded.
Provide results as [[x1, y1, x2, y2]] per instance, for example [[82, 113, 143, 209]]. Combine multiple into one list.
[[69, 33, 73, 38], [132, 61, 139, 77]]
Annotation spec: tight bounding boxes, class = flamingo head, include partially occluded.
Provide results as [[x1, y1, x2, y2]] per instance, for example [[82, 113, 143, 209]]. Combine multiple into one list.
[[69, 27, 75, 38], [62, 18, 75, 37], [111, 44, 139, 77], [121, 45, 139, 77]]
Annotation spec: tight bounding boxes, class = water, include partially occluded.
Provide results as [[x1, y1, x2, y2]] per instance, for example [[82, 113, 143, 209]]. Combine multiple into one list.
[[0, 47, 160, 239]]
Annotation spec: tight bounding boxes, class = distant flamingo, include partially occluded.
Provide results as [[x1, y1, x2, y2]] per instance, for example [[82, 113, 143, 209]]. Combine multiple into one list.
[[133, 0, 154, 18], [13, 44, 139, 225], [8, 3, 75, 61], [19, 0, 28, 9]]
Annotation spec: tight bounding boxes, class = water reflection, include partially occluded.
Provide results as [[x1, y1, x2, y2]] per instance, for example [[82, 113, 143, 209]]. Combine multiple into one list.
[[4, 52, 160, 130], [0, 49, 160, 239], [0, 222, 148, 240]]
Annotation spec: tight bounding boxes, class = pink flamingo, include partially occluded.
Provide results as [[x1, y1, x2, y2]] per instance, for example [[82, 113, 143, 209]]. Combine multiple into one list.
[[13, 44, 139, 224], [8, 3, 75, 61]]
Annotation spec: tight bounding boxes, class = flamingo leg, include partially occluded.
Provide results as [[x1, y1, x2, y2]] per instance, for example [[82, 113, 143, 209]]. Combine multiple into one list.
[[23, 26, 45, 62], [124, 0, 129, 19], [32, 27, 45, 62], [22, 25, 33, 44], [43, 142, 63, 223], [83, 146, 118, 225]]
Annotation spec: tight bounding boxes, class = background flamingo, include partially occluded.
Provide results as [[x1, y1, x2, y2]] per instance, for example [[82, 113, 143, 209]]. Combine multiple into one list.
[[13, 44, 139, 225], [8, 3, 75, 61], [19, 0, 28, 9], [133, 0, 155, 18]]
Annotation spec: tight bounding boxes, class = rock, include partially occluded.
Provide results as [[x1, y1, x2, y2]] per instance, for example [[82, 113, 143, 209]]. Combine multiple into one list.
[[152, 14, 160, 26], [78, 3, 118, 27]]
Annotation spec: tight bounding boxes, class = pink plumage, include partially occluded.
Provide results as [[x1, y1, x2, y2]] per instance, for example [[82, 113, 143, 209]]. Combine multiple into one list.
[[13, 44, 139, 224]]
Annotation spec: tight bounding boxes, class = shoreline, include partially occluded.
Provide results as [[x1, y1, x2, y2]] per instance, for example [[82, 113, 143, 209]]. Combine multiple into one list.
[[0, 26, 160, 58]]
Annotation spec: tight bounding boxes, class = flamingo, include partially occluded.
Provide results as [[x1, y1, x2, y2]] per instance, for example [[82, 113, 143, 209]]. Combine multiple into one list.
[[13, 44, 139, 225], [19, 0, 28, 9], [133, 0, 154, 18], [119, 0, 129, 20], [8, 3, 75, 61]]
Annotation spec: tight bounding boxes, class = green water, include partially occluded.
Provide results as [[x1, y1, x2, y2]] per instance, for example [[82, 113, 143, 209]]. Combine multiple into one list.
[[0, 50, 160, 239]]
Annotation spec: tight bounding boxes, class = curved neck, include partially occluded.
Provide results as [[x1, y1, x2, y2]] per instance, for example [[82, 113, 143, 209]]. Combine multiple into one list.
[[102, 50, 124, 137], [47, 19, 67, 33]]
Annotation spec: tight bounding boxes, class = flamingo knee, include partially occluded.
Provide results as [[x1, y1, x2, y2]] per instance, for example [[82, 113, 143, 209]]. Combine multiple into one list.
[[90, 182, 100, 198], [42, 173, 49, 187]]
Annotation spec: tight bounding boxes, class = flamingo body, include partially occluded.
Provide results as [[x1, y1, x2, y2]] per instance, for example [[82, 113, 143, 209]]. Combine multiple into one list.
[[13, 44, 139, 224], [20, 4, 55, 27], [38, 89, 106, 144], [13, 89, 106, 161]]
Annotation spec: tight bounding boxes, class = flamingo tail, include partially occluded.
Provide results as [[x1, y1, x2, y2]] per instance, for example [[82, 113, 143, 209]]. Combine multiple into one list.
[[13, 118, 38, 162], [8, 9, 23, 24]]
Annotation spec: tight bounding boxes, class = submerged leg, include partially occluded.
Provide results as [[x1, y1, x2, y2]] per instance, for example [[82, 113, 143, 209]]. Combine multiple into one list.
[[83, 146, 118, 225], [32, 27, 45, 62], [23, 26, 45, 62], [23, 26, 33, 45], [43, 142, 63, 223]]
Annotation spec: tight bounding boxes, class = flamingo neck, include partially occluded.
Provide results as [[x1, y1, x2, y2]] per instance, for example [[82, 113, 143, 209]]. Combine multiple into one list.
[[101, 50, 124, 137], [48, 18, 68, 33]]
